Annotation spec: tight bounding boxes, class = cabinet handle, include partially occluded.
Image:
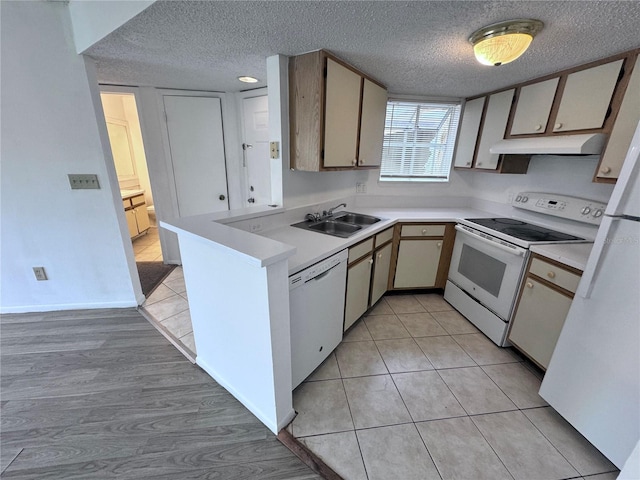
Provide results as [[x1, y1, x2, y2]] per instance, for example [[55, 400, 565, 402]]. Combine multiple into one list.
[[377, 253, 383, 259], [369, 258, 374, 265], [359, 159, 365, 165], [534, 124, 542, 131], [547, 271, 556, 279], [526, 282, 534, 288], [352, 159, 357, 166], [219, 194, 226, 200], [466, 161, 471, 166], [601, 166, 612, 174], [437, 242, 442, 248], [422, 229, 428, 235], [554, 123, 563, 130]]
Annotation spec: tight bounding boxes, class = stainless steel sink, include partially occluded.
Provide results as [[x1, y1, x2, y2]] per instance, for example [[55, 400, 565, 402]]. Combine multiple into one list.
[[333, 212, 381, 226], [307, 220, 362, 237], [291, 211, 381, 238], [292, 219, 361, 238]]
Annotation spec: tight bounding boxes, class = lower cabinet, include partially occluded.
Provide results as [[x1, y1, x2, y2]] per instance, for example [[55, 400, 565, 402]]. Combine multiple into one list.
[[391, 223, 455, 289], [123, 193, 150, 239], [344, 227, 394, 331], [507, 255, 582, 370]]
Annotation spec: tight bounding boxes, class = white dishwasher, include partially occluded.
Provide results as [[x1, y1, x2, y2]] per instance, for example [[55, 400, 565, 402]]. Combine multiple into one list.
[[289, 249, 348, 389]]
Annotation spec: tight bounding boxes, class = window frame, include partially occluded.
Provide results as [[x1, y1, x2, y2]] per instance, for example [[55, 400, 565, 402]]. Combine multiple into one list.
[[378, 96, 462, 184]]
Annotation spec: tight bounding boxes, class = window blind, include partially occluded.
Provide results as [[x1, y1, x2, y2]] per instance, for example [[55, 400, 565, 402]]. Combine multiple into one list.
[[380, 101, 461, 182]]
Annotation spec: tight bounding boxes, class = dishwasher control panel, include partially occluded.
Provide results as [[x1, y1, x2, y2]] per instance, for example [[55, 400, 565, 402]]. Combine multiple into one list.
[[289, 249, 348, 289]]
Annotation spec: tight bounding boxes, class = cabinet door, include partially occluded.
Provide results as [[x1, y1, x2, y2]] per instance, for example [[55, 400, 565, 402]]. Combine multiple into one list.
[[453, 97, 485, 168], [125, 209, 138, 238], [134, 206, 150, 233], [394, 239, 442, 288], [323, 58, 362, 168], [344, 256, 373, 331], [475, 89, 514, 170], [370, 243, 392, 306], [508, 277, 572, 369], [510, 78, 559, 135], [597, 57, 640, 180], [553, 60, 623, 132], [358, 79, 387, 167]]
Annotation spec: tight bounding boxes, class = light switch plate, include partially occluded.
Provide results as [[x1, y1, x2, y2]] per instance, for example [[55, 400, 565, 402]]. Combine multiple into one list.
[[68, 174, 100, 189]]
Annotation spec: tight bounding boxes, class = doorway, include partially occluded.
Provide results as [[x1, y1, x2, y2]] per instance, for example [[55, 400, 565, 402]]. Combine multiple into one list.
[[241, 94, 271, 206]]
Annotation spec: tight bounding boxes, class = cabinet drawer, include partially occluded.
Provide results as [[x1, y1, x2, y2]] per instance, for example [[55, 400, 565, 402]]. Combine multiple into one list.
[[375, 228, 394, 247], [122, 198, 132, 210], [529, 257, 581, 293], [131, 194, 146, 207], [400, 224, 446, 237], [348, 237, 374, 263]]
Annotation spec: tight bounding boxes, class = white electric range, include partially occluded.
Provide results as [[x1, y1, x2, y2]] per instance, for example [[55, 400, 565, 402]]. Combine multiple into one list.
[[444, 192, 607, 346]]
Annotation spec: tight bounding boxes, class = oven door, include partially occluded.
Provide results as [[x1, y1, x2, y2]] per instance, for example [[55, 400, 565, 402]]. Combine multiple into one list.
[[448, 225, 528, 320]]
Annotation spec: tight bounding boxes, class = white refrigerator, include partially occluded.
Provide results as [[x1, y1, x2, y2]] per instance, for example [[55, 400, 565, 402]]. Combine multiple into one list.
[[540, 121, 640, 471]]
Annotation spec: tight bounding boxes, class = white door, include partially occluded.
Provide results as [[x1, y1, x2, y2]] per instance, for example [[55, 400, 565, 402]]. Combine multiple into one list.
[[241, 95, 271, 206], [163, 95, 229, 217]]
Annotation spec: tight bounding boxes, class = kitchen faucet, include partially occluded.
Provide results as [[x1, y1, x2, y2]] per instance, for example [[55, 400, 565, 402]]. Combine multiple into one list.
[[327, 203, 347, 216]]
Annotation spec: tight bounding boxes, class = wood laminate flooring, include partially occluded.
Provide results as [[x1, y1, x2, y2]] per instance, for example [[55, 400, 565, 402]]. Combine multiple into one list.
[[0, 308, 319, 479]]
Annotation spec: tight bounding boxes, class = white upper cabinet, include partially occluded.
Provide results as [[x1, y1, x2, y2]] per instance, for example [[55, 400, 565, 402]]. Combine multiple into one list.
[[323, 58, 362, 168], [475, 89, 514, 170], [510, 78, 559, 135], [553, 60, 623, 132], [358, 78, 387, 167], [453, 97, 485, 168], [597, 57, 640, 180]]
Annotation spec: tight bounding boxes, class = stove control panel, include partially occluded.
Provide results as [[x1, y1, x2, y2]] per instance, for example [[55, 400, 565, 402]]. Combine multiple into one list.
[[512, 192, 608, 225]]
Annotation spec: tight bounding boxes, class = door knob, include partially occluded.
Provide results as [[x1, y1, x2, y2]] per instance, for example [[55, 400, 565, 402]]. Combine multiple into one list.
[[219, 194, 226, 201]]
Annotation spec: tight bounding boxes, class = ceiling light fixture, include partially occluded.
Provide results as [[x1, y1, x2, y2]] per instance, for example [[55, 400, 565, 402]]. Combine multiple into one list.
[[238, 76, 259, 83], [469, 19, 544, 66]]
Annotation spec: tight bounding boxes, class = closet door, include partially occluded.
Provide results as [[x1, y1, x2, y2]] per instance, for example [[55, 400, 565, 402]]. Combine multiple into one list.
[[163, 95, 229, 217]]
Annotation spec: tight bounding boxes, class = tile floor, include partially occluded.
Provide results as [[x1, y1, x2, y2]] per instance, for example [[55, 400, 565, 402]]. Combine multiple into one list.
[[132, 225, 163, 262], [140, 266, 196, 358], [290, 293, 619, 480]]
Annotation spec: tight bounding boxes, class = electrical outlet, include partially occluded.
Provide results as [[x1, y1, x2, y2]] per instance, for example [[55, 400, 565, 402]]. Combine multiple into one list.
[[356, 182, 367, 194], [68, 174, 100, 189], [250, 222, 262, 233], [33, 267, 48, 281]]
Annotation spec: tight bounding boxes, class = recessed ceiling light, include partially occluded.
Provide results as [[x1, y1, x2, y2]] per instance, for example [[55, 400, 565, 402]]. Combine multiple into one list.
[[238, 76, 259, 83]]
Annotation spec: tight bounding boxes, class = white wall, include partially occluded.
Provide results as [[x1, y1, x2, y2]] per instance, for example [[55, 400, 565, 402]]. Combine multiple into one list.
[[68, 0, 154, 53], [471, 154, 615, 205], [1, 1, 140, 312]]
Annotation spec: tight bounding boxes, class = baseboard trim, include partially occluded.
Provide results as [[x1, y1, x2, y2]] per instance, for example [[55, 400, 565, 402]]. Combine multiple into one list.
[[0, 300, 138, 314]]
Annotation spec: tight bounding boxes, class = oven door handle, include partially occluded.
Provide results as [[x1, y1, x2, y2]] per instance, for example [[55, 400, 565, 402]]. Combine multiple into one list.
[[455, 225, 526, 256]]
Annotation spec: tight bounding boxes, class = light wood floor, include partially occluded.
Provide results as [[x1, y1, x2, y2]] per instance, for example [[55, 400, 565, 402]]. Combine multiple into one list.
[[0, 308, 319, 479]]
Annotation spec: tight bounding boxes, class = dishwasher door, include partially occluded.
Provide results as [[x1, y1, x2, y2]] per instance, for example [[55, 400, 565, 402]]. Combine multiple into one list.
[[289, 249, 348, 389]]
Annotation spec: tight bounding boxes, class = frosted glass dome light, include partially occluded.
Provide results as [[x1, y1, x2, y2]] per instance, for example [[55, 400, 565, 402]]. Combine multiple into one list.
[[469, 19, 544, 66]]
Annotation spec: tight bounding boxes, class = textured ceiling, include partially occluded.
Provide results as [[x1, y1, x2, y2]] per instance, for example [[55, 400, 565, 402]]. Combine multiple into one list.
[[87, 1, 640, 98]]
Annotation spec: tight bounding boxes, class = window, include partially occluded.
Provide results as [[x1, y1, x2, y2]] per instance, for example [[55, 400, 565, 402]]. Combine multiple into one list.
[[379, 100, 461, 182]]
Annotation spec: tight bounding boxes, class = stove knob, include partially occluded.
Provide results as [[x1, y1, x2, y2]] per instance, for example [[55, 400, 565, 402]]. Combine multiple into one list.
[[593, 209, 603, 218], [522, 196, 528, 202], [581, 206, 591, 215], [515, 195, 522, 202]]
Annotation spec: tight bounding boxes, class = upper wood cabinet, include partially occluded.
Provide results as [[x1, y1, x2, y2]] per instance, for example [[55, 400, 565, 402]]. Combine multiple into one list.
[[289, 50, 387, 171], [596, 55, 640, 182], [475, 90, 515, 170], [453, 97, 485, 168], [553, 59, 623, 132], [509, 78, 559, 135]]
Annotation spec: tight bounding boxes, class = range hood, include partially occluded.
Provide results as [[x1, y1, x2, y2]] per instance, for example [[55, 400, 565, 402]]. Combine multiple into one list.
[[490, 133, 607, 156]]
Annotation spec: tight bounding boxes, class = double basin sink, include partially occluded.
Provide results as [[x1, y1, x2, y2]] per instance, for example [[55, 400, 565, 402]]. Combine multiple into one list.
[[292, 212, 381, 238]]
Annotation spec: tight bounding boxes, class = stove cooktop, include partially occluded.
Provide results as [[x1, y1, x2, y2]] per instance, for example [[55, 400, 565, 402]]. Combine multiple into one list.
[[467, 218, 584, 243]]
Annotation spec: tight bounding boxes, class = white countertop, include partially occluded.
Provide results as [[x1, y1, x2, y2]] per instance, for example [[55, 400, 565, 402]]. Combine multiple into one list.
[[260, 207, 491, 274], [530, 242, 594, 271]]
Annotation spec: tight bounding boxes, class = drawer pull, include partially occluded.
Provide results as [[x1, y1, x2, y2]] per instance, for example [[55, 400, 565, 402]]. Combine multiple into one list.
[[534, 124, 542, 131], [601, 166, 612, 174], [547, 271, 556, 279], [526, 282, 534, 288], [422, 229, 428, 235], [555, 123, 563, 129], [437, 242, 442, 248]]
